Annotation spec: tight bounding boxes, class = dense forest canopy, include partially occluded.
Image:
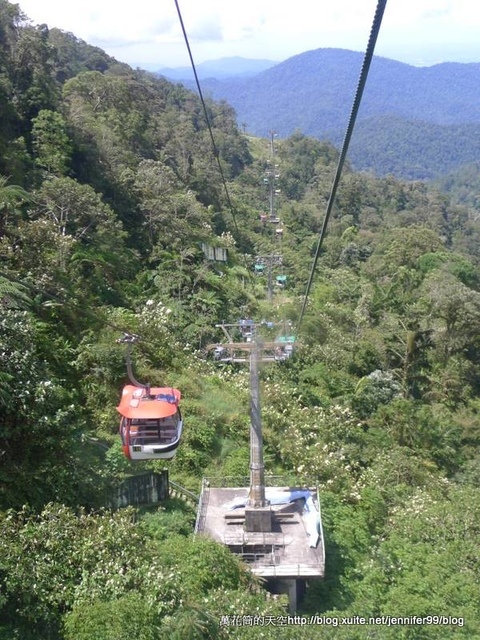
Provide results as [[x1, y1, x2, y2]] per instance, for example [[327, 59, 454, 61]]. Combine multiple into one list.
[[1, 1, 480, 638]]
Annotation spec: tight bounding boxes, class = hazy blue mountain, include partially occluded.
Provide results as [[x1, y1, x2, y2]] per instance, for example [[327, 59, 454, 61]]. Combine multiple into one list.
[[171, 48, 480, 180], [156, 56, 278, 80]]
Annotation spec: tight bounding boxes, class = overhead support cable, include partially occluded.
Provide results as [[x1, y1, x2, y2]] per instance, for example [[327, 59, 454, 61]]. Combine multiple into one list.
[[296, 0, 388, 337], [173, 0, 241, 239]]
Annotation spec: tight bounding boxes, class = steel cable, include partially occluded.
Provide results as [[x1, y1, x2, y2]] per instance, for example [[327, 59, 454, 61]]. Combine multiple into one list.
[[296, 0, 388, 338]]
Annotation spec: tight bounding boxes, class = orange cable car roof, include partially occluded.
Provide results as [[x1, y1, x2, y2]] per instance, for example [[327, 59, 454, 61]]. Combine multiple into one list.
[[116, 384, 181, 419]]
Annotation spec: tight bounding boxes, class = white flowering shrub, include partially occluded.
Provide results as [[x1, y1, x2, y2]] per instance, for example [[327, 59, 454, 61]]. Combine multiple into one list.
[[352, 369, 402, 417], [261, 377, 365, 498], [220, 230, 236, 247], [0, 504, 180, 636], [138, 299, 173, 330]]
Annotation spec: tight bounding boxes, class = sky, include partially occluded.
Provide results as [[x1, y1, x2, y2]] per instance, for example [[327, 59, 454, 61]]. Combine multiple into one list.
[[16, 0, 480, 70]]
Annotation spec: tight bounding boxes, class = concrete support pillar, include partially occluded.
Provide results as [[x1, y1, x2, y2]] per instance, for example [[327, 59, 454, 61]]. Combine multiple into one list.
[[287, 579, 298, 613], [244, 506, 272, 532]]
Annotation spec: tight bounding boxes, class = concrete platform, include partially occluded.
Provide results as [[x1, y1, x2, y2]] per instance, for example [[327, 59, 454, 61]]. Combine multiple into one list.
[[195, 484, 325, 579]]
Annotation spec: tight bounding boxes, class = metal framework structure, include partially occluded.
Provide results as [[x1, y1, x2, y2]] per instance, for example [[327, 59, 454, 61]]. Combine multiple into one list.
[[207, 321, 294, 364], [255, 254, 283, 301], [207, 323, 295, 530]]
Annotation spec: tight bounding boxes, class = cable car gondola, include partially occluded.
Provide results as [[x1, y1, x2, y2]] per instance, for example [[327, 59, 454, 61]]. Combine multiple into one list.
[[274, 334, 295, 361], [117, 385, 183, 460], [116, 333, 183, 461], [276, 274, 287, 288], [254, 263, 265, 275]]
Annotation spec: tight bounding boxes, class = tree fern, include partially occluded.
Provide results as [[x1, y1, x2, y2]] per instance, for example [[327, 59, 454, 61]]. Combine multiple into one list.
[[0, 275, 31, 309]]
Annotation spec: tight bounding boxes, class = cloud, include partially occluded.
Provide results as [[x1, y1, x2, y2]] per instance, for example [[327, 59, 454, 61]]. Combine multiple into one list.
[[187, 15, 223, 42], [16, 0, 480, 67]]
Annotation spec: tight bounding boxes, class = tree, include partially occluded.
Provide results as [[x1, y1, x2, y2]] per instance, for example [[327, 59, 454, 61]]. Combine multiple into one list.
[[0, 309, 104, 510], [0, 504, 180, 638], [65, 594, 164, 640], [0, 174, 30, 234], [420, 269, 480, 365], [364, 225, 444, 278], [352, 369, 402, 418], [31, 109, 72, 176], [11, 22, 58, 122], [134, 159, 211, 250], [351, 484, 480, 638], [22, 176, 134, 302], [0, 274, 31, 309]]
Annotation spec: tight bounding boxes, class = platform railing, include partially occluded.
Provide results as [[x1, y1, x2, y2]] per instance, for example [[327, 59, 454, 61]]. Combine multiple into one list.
[[202, 475, 318, 489], [169, 479, 199, 506], [194, 477, 211, 535]]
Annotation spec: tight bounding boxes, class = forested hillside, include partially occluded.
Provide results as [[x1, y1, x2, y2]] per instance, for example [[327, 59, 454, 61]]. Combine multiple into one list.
[[1, 2, 480, 638]]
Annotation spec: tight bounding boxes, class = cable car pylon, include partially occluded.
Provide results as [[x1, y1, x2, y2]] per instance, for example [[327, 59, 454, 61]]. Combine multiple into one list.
[[246, 339, 268, 516], [256, 129, 286, 298]]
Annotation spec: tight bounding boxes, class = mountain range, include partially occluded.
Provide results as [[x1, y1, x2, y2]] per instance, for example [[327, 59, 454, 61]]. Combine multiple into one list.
[[157, 49, 480, 181], [156, 56, 277, 80]]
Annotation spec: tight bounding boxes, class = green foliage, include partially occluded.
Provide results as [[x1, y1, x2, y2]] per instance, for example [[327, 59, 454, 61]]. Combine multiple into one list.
[[365, 225, 443, 277], [31, 109, 72, 176], [140, 504, 196, 541], [0, 309, 104, 509], [158, 535, 252, 597], [64, 593, 163, 640], [104, 439, 134, 476], [2, 5, 480, 636], [349, 484, 480, 636], [0, 274, 31, 308], [158, 604, 222, 640], [352, 370, 402, 418], [0, 174, 30, 213], [215, 442, 251, 477], [0, 504, 179, 637], [417, 251, 478, 286]]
